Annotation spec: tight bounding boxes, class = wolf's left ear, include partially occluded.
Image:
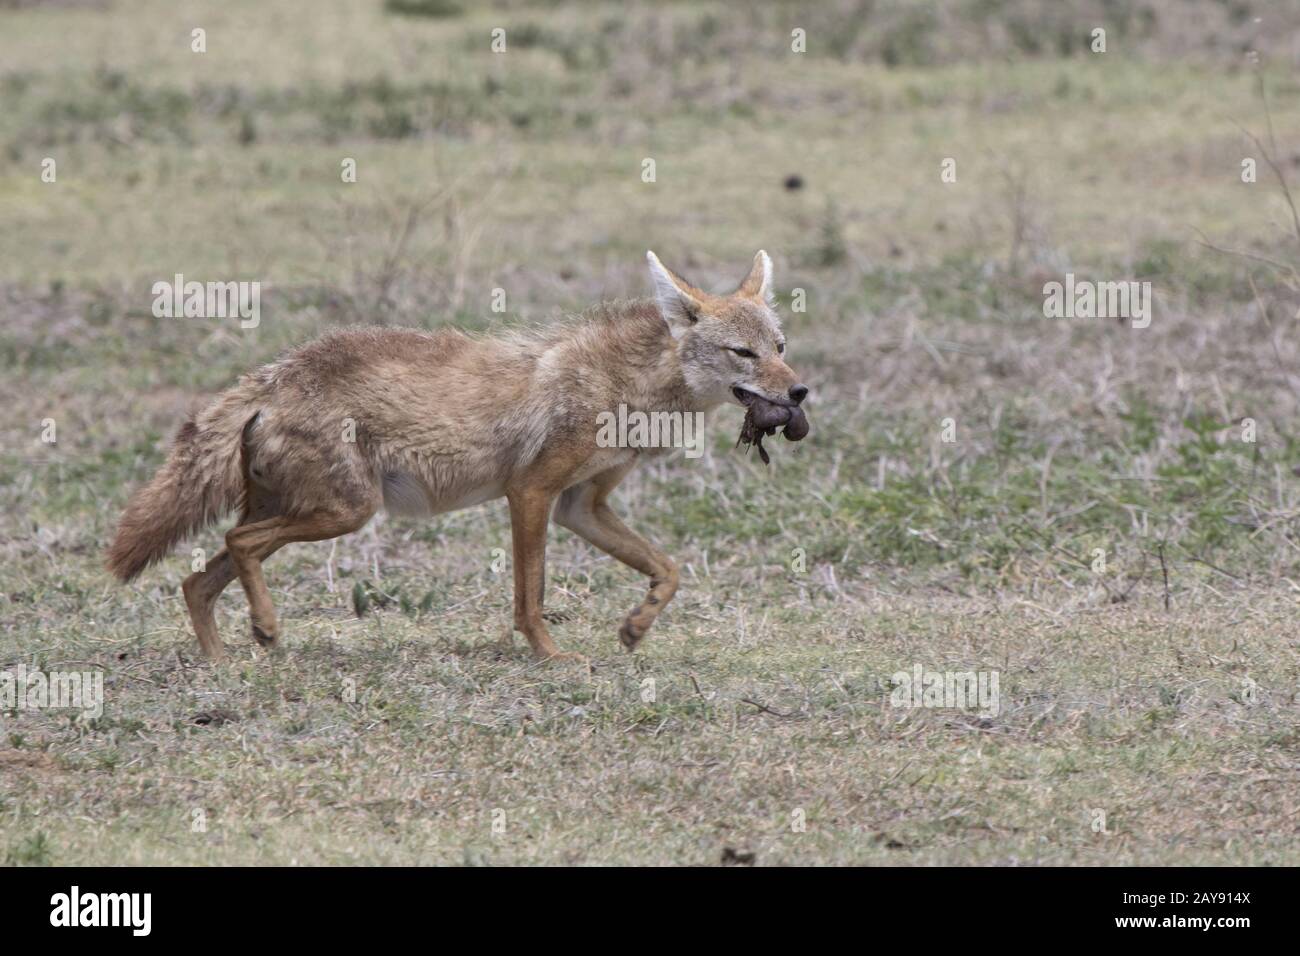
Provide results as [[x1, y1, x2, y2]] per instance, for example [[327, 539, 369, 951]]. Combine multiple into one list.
[[647, 250, 703, 339], [737, 250, 774, 304]]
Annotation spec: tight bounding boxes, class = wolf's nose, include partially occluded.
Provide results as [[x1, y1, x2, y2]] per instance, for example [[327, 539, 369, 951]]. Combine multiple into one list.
[[788, 384, 808, 404]]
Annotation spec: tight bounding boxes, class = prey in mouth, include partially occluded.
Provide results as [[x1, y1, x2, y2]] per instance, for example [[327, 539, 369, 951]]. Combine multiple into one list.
[[733, 386, 810, 464]]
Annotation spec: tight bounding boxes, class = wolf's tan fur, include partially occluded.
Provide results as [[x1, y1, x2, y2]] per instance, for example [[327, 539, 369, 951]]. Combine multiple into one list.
[[106, 251, 808, 661]]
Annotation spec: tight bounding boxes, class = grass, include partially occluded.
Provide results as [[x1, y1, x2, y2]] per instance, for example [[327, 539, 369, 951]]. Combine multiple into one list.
[[3, 0, 1300, 865], [4, 590, 1298, 865]]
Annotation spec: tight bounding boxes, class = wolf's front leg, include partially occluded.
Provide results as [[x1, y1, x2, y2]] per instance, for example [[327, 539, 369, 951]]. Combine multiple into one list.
[[506, 487, 584, 661], [554, 480, 679, 650]]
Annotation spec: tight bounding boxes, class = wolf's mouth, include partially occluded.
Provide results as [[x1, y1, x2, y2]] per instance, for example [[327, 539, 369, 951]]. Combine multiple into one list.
[[734, 385, 800, 409]]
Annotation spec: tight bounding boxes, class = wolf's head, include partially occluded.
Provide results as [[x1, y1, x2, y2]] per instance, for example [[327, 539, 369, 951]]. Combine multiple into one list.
[[646, 250, 808, 412]]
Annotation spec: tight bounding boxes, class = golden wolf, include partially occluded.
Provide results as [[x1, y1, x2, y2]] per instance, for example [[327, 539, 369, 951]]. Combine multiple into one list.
[[106, 251, 810, 661]]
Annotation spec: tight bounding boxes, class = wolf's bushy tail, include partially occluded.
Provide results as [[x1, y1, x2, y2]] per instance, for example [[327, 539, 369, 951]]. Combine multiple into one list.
[[106, 386, 259, 582]]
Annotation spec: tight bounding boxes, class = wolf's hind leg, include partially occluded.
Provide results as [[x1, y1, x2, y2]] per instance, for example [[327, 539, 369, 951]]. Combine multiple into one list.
[[182, 549, 237, 661], [181, 486, 282, 661], [226, 505, 373, 652], [554, 474, 679, 651]]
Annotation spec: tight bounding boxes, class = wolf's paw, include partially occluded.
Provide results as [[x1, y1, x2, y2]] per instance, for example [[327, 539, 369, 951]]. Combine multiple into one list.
[[250, 622, 278, 649], [618, 619, 646, 651]]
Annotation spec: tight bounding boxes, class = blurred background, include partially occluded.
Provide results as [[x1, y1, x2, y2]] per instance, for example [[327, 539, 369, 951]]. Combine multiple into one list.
[[3, 1, 1300, 865]]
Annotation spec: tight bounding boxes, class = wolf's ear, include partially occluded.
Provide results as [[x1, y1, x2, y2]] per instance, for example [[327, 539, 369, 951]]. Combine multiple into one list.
[[647, 250, 703, 339], [737, 250, 774, 304]]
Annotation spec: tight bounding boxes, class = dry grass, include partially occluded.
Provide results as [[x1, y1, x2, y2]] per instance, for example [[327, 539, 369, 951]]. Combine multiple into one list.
[[4, 582, 1299, 865]]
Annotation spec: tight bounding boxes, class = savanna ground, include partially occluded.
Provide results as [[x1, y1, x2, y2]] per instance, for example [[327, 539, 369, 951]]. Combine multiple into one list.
[[3, 0, 1300, 865]]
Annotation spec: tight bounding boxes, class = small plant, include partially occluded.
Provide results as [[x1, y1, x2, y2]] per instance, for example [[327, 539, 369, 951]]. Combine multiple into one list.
[[236, 111, 257, 146], [812, 201, 847, 267], [383, 0, 463, 18], [5, 831, 52, 866], [351, 579, 438, 620]]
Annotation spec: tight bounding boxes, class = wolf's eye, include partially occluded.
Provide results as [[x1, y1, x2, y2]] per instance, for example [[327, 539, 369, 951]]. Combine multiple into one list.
[[776, 342, 786, 354], [727, 347, 757, 359]]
